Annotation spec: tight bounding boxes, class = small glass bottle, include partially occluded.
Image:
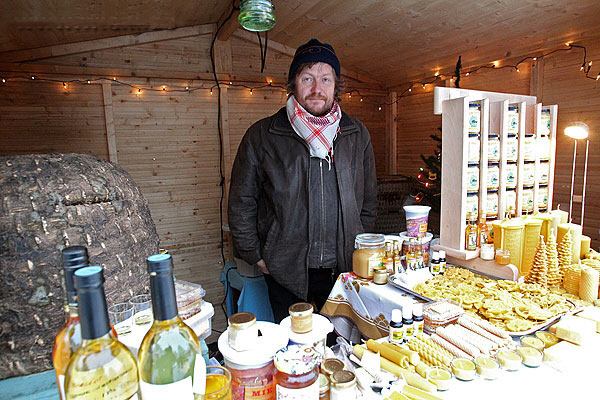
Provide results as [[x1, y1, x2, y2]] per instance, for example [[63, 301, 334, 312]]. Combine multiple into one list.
[[465, 213, 478, 251], [383, 242, 394, 275], [330, 370, 356, 400], [438, 251, 447, 274], [413, 304, 424, 337], [414, 240, 424, 269], [477, 214, 490, 246], [402, 305, 414, 341], [430, 251, 440, 275], [393, 240, 402, 275], [406, 238, 416, 270], [388, 309, 404, 344]]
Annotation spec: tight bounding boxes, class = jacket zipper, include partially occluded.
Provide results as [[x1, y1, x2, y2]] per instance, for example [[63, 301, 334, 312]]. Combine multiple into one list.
[[319, 159, 325, 267]]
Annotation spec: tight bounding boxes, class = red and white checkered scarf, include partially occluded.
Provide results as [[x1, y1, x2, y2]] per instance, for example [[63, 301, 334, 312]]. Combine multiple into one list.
[[286, 95, 341, 168]]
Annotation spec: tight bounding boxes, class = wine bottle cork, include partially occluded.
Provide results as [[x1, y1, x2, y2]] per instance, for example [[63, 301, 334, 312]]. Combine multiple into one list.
[[579, 267, 600, 302]]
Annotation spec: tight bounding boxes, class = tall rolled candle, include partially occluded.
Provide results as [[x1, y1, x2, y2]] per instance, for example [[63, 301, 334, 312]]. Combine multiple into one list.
[[551, 207, 569, 225], [533, 212, 553, 243], [579, 267, 599, 302], [580, 235, 591, 259], [557, 223, 582, 263]]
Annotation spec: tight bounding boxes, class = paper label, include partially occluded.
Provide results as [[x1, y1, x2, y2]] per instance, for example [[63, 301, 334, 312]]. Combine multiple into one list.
[[367, 254, 382, 276], [140, 376, 193, 400], [389, 327, 404, 344], [276, 378, 318, 400], [244, 383, 275, 400], [65, 357, 138, 400]]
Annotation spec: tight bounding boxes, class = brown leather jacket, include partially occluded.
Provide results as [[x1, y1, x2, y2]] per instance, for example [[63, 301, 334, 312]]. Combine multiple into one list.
[[228, 107, 377, 299]]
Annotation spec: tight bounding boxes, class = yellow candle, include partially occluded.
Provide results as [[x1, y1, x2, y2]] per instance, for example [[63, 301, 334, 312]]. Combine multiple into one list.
[[518, 346, 543, 367], [426, 366, 452, 391], [475, 356, 499, 380], [520, 335, 545, 351], [533, 212, 553, 242], [580, 235, 591, 259], [535, 331, 559, 348], [551, 207, 569, 224], [496, 349, 521, 371], [557, 223, 582, 263], [451, 358, 476, 381]]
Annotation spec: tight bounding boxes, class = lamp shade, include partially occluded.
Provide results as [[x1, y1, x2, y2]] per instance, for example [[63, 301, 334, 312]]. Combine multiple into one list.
[[564, 121, 590, 140], [238, 0, 276, 32]]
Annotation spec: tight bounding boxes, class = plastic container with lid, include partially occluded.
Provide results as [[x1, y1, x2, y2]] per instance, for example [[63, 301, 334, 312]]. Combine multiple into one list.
[[404, 205, 431, 238], [468, 102, 481, 133], [352, 233, 385, 279], [218, 321, 289, 400], [423, 301, 464, 335], [468, 134, 480, 163], [280, 314, 333, 362], [488, 135, 500, 162], [289, 302, 313, 334], [175, 280, 205, 319], [506, 163, 518, 188], [330, 370, 356, 400], [274, 345, 320, 398], [228, 312, 258, 352], [487, 164, 500, 190], [467, 166, 479, 192], [507, 105, 519, 134], [506, 136, 519, 162]]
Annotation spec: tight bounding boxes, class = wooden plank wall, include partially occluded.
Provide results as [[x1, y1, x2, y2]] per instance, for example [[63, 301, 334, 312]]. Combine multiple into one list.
[[540, 37, 600, 246], [0, 33, 386, 337]]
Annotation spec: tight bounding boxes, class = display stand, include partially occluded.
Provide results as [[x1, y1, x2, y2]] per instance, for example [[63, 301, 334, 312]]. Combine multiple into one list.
[[432, 87, 558, 281]]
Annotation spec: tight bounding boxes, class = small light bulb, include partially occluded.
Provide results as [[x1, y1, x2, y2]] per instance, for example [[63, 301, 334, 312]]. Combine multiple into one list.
[[408, 88, 412, 92], [87, 80, 91, 84], [435, 71, 439, 77], [466, 72, 470, 76], [516, 67, 520, 72], [378, 106, 382, 111], [210, 88, 213, 95], [162, 85, 166, 91], [580, 65, 585, 71], [565, 42, 571, 46], [113, 77, 116, 81], [31, 76, 35, 80], [596, 73, 600, 81], [533, 57, 537, 61], [348, 93, 352, 98], [136, 89, 141, 96], [422, 84, 426, 89], [425, 183, 429, 188], [229, 81, 232, 85], [185, 86, 189, 90], [589, 61, 593, 67], [250, 88, 253, 95], [63, 82, 67, 89], [360, 97, 363, 102], [420, 168, 424, 171], [2, 78, 5, 83], [493, 61, 499, 68]]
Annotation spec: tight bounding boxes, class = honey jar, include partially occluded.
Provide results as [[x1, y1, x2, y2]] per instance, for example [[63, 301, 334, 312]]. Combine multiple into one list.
[[274, 345, 320, 397], [289, 302, 313, 334], [352, 234, 385, 279], [228, 312, 258, 352]]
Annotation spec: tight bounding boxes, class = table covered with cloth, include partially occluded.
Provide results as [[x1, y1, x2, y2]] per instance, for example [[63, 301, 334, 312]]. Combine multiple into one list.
[[321, 272, 424, 342]]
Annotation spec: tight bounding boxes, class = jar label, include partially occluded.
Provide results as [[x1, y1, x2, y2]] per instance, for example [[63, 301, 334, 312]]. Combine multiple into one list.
[[276, 378, 318, 400], [389, 327, 404, 343], [140, 377, 194, 400], [368, 254, 382, 276], [244, 383, 275, 400]]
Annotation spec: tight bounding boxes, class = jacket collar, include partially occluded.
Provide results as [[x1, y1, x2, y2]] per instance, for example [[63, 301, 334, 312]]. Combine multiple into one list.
[[269, 106, 360, 137]]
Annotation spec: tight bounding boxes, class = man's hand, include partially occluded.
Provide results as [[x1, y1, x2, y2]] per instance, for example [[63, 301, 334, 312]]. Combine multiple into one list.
[[256, 259, 269, 274]]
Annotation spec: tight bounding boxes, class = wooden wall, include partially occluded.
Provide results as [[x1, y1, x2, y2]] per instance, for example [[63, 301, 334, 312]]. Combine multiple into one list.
[[0, 30, 386, 337]]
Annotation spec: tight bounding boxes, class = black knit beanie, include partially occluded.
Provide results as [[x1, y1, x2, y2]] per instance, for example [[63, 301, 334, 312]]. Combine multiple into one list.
[[288, 38, 341, 80]]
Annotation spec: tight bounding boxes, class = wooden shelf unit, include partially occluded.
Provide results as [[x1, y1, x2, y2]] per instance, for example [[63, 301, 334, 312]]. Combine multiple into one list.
[[432, 87, 558, 279]]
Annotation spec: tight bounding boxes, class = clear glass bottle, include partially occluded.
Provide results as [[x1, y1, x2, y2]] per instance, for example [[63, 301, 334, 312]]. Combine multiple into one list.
[[406, 238, 416, 270], [402, 305, 414, 341], [383, 242, 394, 275], [138, 254, 203, 399], [465, 213, 478, 251], [393, 240, 402, 275], [65, 266, 139, 400], [238, 0, 276, 32], [477, 213, 490, 246], [53, 246, 88, 400]]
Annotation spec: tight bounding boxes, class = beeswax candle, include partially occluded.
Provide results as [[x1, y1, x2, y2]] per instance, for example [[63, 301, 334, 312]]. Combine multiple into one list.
[[557, 223, 582, 263]]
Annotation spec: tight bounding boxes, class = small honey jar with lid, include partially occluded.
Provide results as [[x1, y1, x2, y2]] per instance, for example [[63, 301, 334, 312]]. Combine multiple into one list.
[[352, 233, 385, 279], [289, 302, 313, 334], [228, 312, 258, 352]]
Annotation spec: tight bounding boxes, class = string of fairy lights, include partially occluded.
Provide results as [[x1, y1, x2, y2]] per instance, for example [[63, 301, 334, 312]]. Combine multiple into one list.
[[0, 42, 597, 110]]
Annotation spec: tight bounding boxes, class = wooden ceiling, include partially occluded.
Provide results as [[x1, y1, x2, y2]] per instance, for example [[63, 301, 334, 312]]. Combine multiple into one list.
[[2, 0, 600, 87]]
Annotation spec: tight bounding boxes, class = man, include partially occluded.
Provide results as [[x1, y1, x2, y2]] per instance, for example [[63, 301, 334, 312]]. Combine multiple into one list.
[[228, 38, 377, 322]]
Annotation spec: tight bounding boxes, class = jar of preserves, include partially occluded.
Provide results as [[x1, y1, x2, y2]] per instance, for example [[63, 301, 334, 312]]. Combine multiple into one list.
[[508, 105, 519, 134], [522, 188, 534, 212], [373, 268, 388, 285], [506, 135, 518, 162], [468, 102, 481, 133], [506, 163, 518, 189], [466, 193, 478, 217], [488, 135, 500, 162], [321, 358, 344, 378], [487, 164, 500, 190], [523, 163, 535, 186], [352, 234, 385, 279], [319, 374, 330, 400], [486, 191, 499, 218], [468, 134, 481, 163], [467, 166, 479, 192], [330, 370, 357, 400], [537, 135, 551, 160], [538, 162, 550, 184], [523, 135, 535, 161], [541, 109, 551, 135], [538, 187, 549, 210], [274, 345, 320, 399], [505, 190, 517, 215], [228, 312, 258, 352], [289, 302, 313, 334]]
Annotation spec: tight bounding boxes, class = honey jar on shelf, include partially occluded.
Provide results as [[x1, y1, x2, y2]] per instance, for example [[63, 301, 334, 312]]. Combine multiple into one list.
[[352, 233, 385, 279]]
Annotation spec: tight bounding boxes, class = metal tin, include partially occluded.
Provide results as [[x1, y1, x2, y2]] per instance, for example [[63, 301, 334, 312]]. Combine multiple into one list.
[[321, 359, 345, 378], [538, 162, 550, 184], [538, 187, 549, 209], [522, 188, 534, 212], [523, 135, 535, 161], [466, 193, 478, 217]]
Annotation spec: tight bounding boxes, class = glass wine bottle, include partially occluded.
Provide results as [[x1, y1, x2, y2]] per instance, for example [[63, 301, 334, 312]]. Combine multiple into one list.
[[52, 246, 88, 400], [65, 266, 139, 400], [137, 253, 204, 399]]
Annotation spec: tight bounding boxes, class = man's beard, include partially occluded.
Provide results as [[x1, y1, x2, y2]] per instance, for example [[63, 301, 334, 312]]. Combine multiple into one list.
[[300, 96, 334, 117]]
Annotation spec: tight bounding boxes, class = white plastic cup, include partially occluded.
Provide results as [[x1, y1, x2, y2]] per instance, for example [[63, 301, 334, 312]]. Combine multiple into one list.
[[403, 205, 431, 238]]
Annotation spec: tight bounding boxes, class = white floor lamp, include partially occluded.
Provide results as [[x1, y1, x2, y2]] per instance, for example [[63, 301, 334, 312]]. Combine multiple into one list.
[[564, 122, 590, 228]]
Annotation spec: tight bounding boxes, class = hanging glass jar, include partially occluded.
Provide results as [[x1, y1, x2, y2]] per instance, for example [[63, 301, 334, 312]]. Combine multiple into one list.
[[238, 0, 277, 32]]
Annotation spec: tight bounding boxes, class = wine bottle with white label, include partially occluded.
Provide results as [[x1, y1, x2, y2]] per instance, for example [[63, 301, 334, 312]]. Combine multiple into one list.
[[65, 266, 139, 400], [137, 254, 204, 399]]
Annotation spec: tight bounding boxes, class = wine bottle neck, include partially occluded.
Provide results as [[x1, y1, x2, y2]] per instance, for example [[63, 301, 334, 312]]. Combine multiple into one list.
[[78, 285, 111, 340], [150, 271, 179, 321]]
